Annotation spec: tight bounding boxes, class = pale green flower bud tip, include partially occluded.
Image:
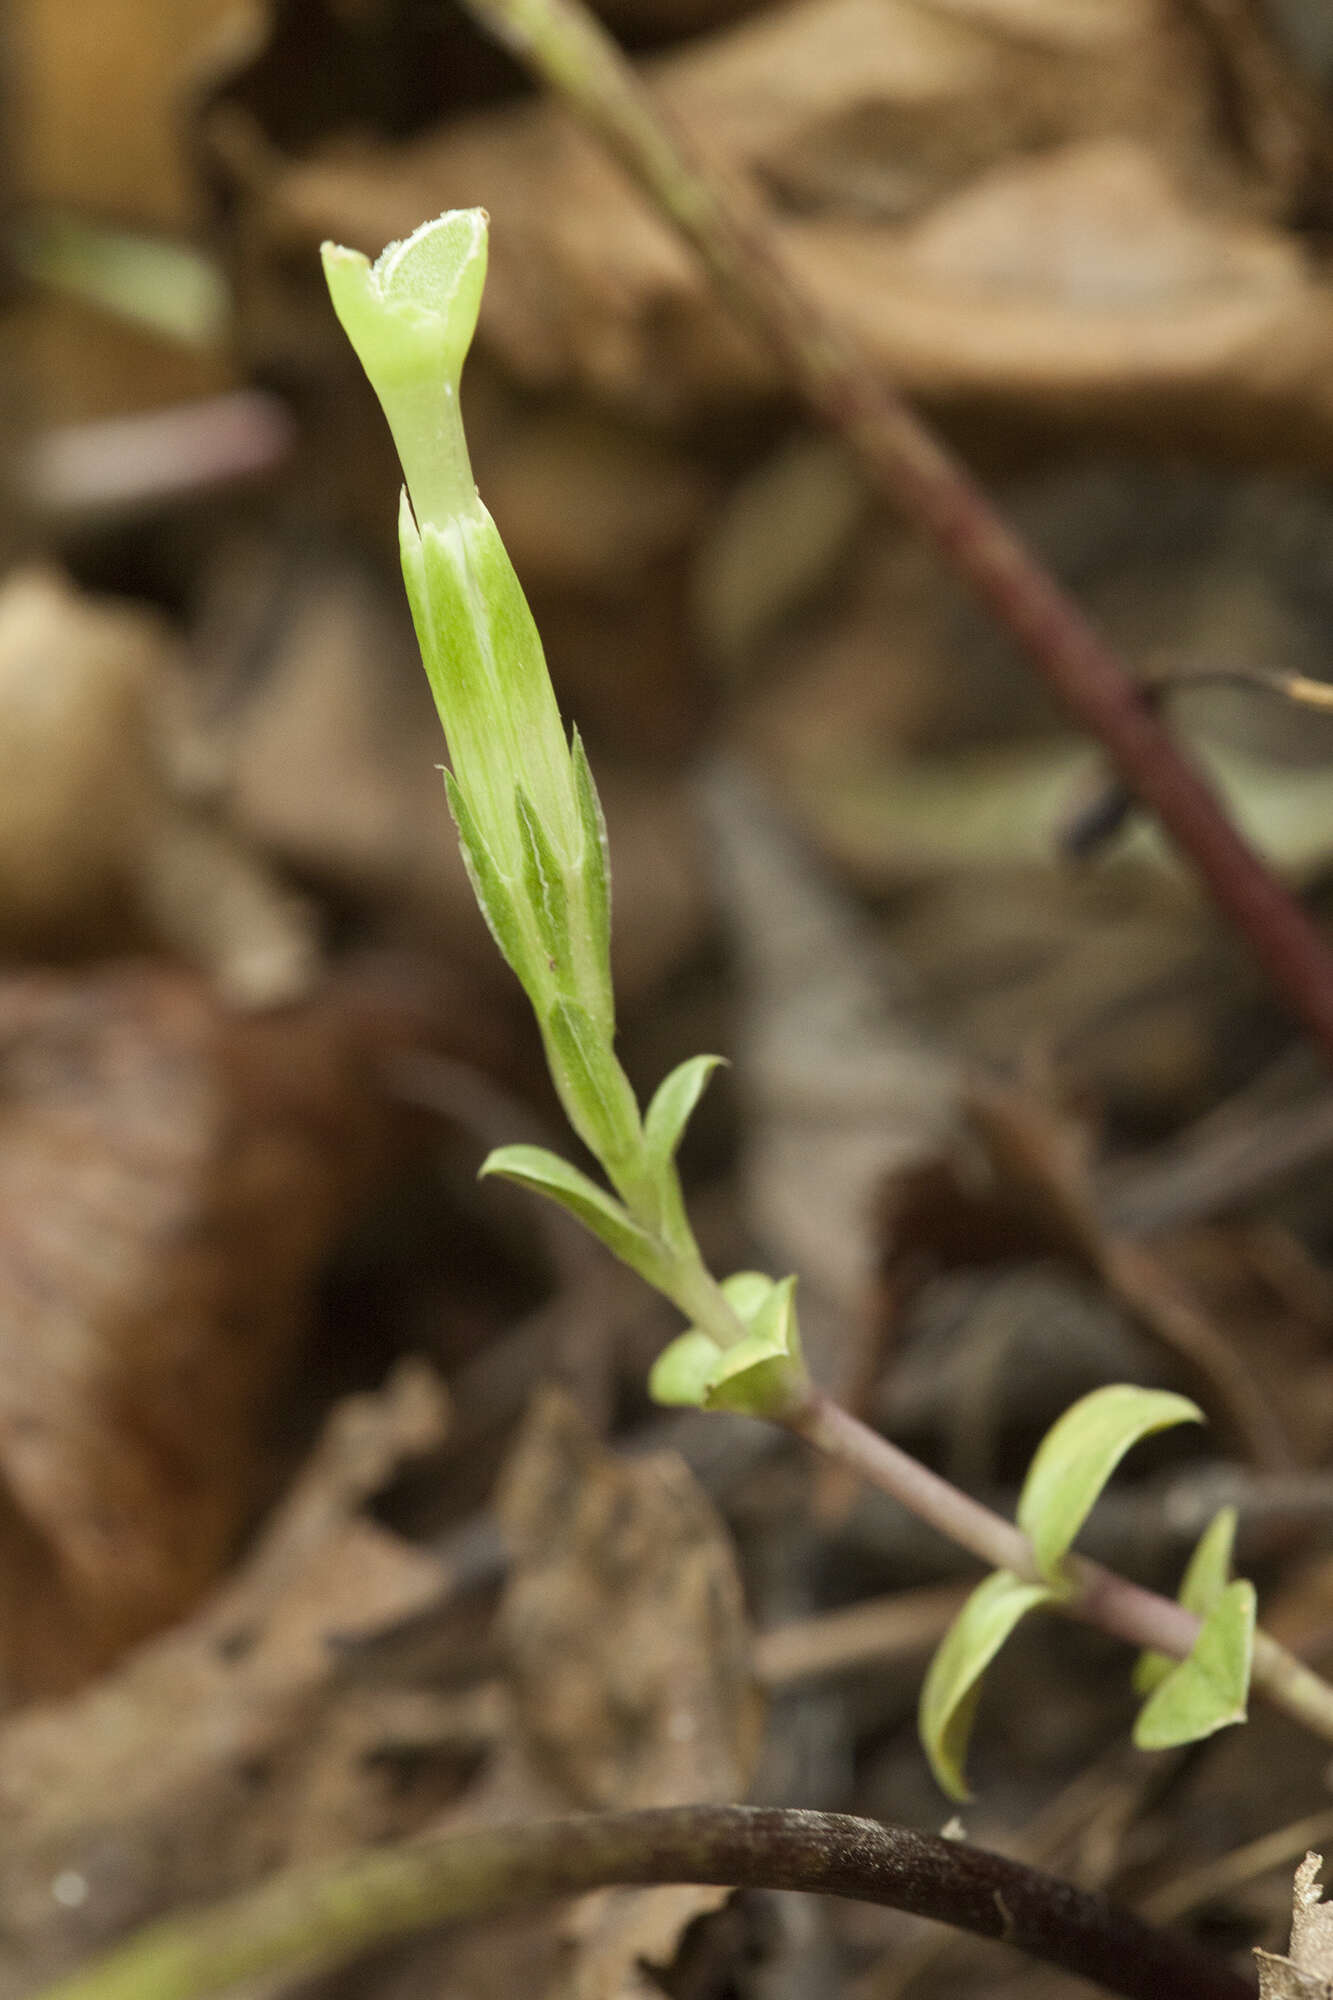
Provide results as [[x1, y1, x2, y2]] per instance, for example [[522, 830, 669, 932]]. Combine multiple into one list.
[[321, 209, 489, 530]]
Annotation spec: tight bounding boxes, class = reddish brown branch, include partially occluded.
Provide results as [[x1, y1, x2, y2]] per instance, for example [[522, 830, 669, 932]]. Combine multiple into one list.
[[466, 0, 1333, 1063], [36, 1806, 1255, 2000]]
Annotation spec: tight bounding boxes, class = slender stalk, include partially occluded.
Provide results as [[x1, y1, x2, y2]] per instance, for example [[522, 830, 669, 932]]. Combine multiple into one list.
[[463, 0, 1333, 1066], [790, 1392, 1333, 1741], [29, 1804, 1253, 2000]]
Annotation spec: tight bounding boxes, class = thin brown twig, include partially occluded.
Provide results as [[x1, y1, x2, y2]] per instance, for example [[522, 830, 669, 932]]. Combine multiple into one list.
[[462, 0, 1333, 1066], [1140, 1805, 1333, 1926], [751, 1581, 968, 1687], [31, 1804, 1254, 2000], [1145, 660, 1333, 711]]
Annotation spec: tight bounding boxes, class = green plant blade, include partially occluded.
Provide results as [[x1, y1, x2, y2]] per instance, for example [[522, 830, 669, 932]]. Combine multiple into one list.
[[570, 728, 614, 1036], [703, 1274, 806, 1417], [443, 771, 528, 984], [643, 1055, 725, 1169], [648, 1330, 724, 1406], [480, 1144, 662, 1281], [919, 1570, 1056, 1801], [647, 1271, 808, 1418], [515, 785, 571, 969], [1133, 1505, 1238, 1696], [1133, 1580, 1256, 1751], [543, 999, 642, 1174], [1017, 1384, 1203, 1585], [719, 1271, 774, 1320]]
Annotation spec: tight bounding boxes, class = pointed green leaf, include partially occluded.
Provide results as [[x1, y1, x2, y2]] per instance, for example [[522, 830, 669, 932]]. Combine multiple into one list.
[[719, 1270, 775, 1322], [1133, 1579, 1256, 1751], [543, 999, 642, 1170], [571, 728, 613, 1023], [1134, 1505, 1238, 1696], [644, 1056, 726, 1169], [648, 1330, 723, 1407], [480, 1143, 662, 1280], [515, 784, 570, 972], [647, 1272, 809, 1418], [703, 1275, 807, 1417], [919, 1571, 1057, 1801], [1017, 1385, 1204, 1585], [443, 771, 527, 981]]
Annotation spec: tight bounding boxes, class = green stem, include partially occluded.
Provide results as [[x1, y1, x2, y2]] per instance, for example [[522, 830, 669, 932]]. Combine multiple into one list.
[[654, 1245, 750, 1345], [29, 1805, 1252, 2000]]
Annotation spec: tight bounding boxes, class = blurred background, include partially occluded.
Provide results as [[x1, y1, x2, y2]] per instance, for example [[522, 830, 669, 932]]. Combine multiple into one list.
[[8, 2, 1333, 1995]]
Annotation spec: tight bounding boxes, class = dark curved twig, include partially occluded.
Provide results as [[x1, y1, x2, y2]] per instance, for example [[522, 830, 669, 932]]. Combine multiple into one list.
[[33, 1805, 1254, 2000], [463, 0, 1333, 1067]]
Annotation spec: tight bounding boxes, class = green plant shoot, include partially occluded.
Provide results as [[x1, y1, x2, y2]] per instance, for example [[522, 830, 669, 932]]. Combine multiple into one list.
[[322, 209, 806, 1417], [323, 210, 1258, 1801]]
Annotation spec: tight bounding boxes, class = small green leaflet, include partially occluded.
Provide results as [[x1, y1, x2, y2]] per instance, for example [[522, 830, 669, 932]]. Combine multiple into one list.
[[544, 998, 643, 1169], [570, 727, 613, 1033], [648, 1330, 723, 1408], [643, 1055, 725, 1171], [649, 1270, 807, 1419], [1134, 1505, 1237, 1696], [1016, 1384, 1203, 1585], [1133, 1580, 1256, 1751], [443, 771, 528, 984], [918, 1570, 1056, 1801], [481, 1144, 664, 1288], [514, 785, 570, 969]]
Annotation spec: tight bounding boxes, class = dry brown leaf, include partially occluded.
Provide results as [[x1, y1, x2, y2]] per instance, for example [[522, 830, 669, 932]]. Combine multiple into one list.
[[0, 566, 317, 1004], [1257, 1853, 1333, 1997], [0, 960, 410, 1696], [15, 0, 248, 226], [362, 1386, 763, 2000], [498, 1386, 761, 1811], [496, 1387, 761, 1999], [235, 0, 1333, 452], [0, 1360, 449, 1999]]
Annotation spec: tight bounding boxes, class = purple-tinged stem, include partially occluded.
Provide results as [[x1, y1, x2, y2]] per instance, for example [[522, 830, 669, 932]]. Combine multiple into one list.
[[790, 1392, 1333, 1741]]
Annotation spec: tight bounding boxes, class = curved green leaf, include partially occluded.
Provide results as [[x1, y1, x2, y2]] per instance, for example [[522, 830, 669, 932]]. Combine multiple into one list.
[[543, 999, 642, 1170], [918, 1570, 1056, 1801], [1133, 1579, 1255, 1751], [649, 1330, 723, 1407], [481, 1144, 661, 1282], [1017, 1385, 1203, 1585], [1133, 1505, 1238, 1697], [571, 728, 613, 1034], [643, 1055, 726, 1170], [515, 784, 570, 969], [647, 1272, 808, 1418], [719, 1270, 776, 1322], [443, 771, 527, 983], [704, 1275, 806, 1417]]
